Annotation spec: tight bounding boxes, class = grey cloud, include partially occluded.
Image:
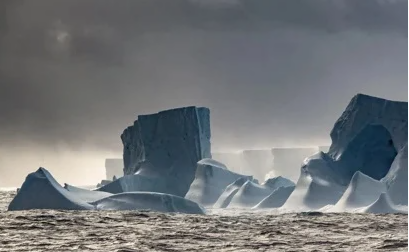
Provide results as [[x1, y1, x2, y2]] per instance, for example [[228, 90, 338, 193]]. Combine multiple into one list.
[[0, 0, 407, 186]]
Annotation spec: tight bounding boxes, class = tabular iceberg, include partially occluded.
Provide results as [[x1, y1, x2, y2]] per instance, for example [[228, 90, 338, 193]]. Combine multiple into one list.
[[185, 158, 252, 207], [101, 106, 211, 197]]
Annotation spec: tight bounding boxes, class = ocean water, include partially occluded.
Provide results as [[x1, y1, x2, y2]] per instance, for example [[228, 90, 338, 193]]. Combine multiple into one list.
[[0, 190, 407, 252]]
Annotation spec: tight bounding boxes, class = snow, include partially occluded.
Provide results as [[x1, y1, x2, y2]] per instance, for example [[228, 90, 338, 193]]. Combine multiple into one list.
[[253, 186, 295, 209], [381, 144, 408, 205], [120, 106, 211, 197], [226, 180, 275, 209], [64, 184, 113, 203], [185, 158, 252, 207], [329, 172, 387, 212], [91, 192, 205, 214], [361, 193, 407, 214], [213, 177, 250, 208], [105, 159, 123, 180], [8, 168, 93, 211]]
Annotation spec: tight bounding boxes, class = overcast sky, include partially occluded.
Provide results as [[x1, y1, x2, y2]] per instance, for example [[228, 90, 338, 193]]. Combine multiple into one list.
[[0, 0, 407, 186]]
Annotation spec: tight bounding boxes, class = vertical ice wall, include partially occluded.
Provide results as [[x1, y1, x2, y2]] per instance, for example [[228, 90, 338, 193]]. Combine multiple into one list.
[[120, 106, 211, 197]]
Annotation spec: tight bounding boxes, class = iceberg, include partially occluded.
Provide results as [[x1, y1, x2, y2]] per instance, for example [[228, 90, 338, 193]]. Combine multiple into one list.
[[64, 183, 113, 203], [185, 158, 252, 207], [381, 144, 408, 205], [361, 193, 407, 214], [213, 177, 250, 208], [8, 168, 93, 211], [329, 172, 387, 212], [9, 167, 206, 214], [226, 180, 275, 209], [91, 192, 205, 214], [282, 153, 346, 211], [105, 158, 123, 180], [107, 106, 211, 197], [283, 94, 407, 211], [253, 185, 295, 209], [262, 176, 295, 190]]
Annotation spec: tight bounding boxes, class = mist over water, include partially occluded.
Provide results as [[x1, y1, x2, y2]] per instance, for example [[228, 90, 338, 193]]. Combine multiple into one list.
[[0, 0, 407, 186]]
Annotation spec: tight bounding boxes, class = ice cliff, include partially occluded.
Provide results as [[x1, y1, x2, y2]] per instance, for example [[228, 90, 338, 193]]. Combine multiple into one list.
[[283, 94, 408, 211], [103, 106, 211, 197], [185, 158, 252, 207]]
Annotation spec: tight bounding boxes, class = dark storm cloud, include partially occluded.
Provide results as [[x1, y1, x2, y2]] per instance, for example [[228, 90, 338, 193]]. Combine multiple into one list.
[[0, 0, 407, 185]]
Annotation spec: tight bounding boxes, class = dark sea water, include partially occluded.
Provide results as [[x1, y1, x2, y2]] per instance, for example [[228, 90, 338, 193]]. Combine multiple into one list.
[[0, 190, 407, 252]]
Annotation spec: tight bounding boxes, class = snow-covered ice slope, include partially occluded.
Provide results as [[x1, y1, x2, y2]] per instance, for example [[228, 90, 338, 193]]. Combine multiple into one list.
[[330, 172, 387, 212], [226, 180, 275, 209], [253, 185, 295, 209], [282, 153, 346, 211], [185, 158, 252, 207], [120, 106, 211, 197], [213, 177, 250, 208], [91, 192, 205, 214], [361, 193, 407, 214], [8, 168, 93, 211], [64, 184, 113, 203], [381, 144, 408, 205]]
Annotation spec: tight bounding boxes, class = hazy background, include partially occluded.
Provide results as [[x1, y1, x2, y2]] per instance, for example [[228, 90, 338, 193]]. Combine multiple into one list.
[[0, 0, 407, 186]]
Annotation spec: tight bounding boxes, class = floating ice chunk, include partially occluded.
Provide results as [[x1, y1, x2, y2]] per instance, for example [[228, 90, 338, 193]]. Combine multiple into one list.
[[91, 192, 205, 214], [64, 184, 113, 203], [360, 193, 407, 214], [213, 177, 250, 208], [8, 168, 93, 211], [381, 144, 408, 205], [226, 180, 275, 209], [185, 158, 252, 207], [329, 172, 387, 212], [253, 185, 295, 209]]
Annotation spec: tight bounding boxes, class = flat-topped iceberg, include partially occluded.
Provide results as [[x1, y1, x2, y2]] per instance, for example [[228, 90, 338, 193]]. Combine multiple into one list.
[[118, 106, 211, 197]]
